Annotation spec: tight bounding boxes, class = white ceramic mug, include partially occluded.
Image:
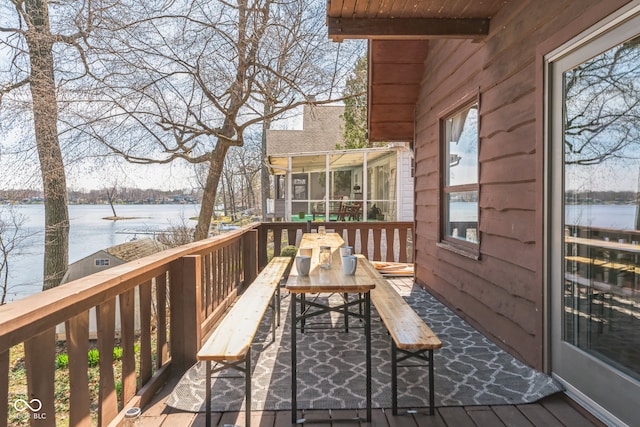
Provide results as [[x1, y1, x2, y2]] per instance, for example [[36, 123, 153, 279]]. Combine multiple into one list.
[[339, 246, 353, 257], [341, 255, 357, 275], [295, 255, 311, 276]]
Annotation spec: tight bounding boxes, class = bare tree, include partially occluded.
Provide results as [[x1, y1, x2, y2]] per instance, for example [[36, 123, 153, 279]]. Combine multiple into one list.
[[564, 36, 640, 166], [0, 205, 29, 304], [0, 0, 75, 290], [66, 0, 363, 240], [105, 183, 118, 217]]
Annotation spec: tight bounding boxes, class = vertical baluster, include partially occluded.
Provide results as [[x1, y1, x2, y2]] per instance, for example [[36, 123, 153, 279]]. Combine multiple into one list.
[[156, 274, 168, 369], [398, 226, 408, 263], [373, 227, 382, 261], [24, 328, 56, 427], [361, 227, 370, 259], [120, 289, 136, 406], [258, 225, 269, 270], [347, 227, 357, 252], [215, 249, 221, 307], [274, 227, 282, 256], [235, 240, 241, 287], [288, 226, 297, 246], [97, 298, 118, 425], [225, 243, 231, 294], [139, 280, 153, 385], [204, 253, 212, 316], [1, 349, 9, 427], [385, 227, 394, 262], [66, 312, 91, 427]]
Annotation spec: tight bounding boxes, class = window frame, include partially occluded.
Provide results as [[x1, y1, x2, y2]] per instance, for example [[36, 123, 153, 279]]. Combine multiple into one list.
[[439, 95, 481, 257]]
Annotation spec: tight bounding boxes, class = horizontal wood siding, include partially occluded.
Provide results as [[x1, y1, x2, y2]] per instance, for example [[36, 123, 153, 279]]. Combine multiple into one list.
[[413, 0, 631, 368]]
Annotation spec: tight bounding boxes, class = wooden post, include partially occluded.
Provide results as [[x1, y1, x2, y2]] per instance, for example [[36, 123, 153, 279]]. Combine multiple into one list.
[[258, 224, 269, 271], [243, 229, 258, 286], [170, 255, 203, 372]]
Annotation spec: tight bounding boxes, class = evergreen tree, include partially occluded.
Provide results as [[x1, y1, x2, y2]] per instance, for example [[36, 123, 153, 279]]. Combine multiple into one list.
[[339, 56, 369, 149]]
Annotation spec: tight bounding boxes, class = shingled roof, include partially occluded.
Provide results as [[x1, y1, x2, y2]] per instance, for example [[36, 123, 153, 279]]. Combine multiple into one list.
[[105, 238, 168, 262]]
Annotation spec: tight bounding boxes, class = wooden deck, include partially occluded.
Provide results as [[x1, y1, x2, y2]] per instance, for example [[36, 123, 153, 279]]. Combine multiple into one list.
[[139, 275, 605, 427], [139, 373, 605, 426]]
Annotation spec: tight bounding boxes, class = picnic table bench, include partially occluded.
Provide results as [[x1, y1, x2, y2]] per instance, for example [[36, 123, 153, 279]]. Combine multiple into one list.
[[196, 256, 290, 427], [361, 261, 442, 415]]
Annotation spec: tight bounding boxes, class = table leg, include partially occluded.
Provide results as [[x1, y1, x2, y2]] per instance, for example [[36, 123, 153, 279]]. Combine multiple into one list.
[[291, 293, 298, 424], [365, 292, 371, 422], [344, 293, 349, 332], [301, 294, 306, 333], [205, 361, 212, 427]]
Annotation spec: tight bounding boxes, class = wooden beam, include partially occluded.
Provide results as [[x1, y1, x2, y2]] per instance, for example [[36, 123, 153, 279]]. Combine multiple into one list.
[[328, 17, 490, 40]]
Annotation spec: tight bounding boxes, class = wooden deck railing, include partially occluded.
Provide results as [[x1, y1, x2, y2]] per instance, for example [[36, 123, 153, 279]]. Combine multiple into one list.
[[258, 221, 413, 270], [0, 221, 411, 426], [565, 224, 640, 296]]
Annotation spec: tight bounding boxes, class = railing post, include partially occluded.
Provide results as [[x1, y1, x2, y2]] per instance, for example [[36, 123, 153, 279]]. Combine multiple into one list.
[[170, 255, 203, 372], [243, 229, 258, 285], [258, 224, 269, 271]]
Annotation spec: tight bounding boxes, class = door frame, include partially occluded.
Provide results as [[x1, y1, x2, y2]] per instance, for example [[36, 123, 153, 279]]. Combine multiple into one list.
[[544, 3, 640, 426]]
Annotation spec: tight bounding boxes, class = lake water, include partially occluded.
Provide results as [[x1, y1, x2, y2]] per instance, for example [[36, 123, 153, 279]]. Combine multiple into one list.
[[3, 204, 201, 303], [2, 203, 638, 303], [565, 204, 638, 230]]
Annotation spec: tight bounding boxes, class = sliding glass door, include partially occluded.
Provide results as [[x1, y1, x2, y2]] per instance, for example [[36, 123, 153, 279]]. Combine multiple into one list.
[[549, 8, 640, 426]]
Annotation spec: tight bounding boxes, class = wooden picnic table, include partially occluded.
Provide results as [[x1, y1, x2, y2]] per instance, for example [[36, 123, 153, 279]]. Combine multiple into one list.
[[286, 232, 376, 423]]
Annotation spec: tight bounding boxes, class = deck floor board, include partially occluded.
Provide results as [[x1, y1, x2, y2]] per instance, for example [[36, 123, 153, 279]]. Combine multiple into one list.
[[138, 277, 604, 427]]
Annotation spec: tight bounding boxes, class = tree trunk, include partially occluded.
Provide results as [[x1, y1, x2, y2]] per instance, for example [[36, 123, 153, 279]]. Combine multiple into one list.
[[25, 0, 70, 290], [195, 143, 230, 240], [261, 101, 274, 220]]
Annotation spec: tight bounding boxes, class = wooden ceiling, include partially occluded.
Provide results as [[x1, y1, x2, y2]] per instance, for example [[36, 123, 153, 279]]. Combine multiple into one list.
[[327, 0, 506, 41], [327, 0, 508, 142]]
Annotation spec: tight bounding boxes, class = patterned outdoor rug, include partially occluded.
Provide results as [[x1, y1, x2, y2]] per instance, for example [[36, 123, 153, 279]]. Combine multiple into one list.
[[167, 281, 562, 412]]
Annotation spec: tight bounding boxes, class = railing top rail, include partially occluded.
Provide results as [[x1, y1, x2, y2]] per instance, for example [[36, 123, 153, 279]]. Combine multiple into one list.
[[0, 223, 259, 352]]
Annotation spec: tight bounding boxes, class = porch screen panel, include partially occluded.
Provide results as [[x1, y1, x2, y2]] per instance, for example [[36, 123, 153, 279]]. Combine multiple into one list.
[[366, 152, 396, 221], [562, 34, 640, 381]]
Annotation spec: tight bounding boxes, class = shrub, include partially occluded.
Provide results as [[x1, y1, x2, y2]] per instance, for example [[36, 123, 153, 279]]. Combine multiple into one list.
[[113, 346, 123, 361], [55, 353, 69, 369], [279, 245, 298, 258], [88, 349, 100, 367]]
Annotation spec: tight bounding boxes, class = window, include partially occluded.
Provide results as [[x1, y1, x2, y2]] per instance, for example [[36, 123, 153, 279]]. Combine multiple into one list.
[[95, 259, 110, 267], [441, 102, 479, 250], [292, 174, 308, 200], [275, 175, 285, 200]]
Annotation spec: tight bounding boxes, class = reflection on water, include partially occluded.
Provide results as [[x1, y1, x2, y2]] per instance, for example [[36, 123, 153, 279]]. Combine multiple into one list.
[[4, 204, 200, 302]]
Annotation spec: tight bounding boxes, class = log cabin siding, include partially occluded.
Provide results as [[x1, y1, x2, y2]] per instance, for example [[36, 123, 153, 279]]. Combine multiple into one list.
[[413, 0, 632, 369]]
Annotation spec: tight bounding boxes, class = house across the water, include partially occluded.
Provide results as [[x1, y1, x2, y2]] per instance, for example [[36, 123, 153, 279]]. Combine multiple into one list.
[[57, 238, 168, 338]]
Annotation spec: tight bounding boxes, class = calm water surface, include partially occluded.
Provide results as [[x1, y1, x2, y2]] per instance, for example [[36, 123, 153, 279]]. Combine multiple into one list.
[[3, 203, 638, 303], [4, 204, 200, 302]]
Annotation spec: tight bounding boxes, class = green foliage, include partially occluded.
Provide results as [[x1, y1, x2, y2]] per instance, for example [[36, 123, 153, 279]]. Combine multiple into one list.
[[115, 380, 123, 401], [113, 346, 123, 361], [88, 349, 100, 367], [279, 245, 298, 258], [339, 56, 369, 149], [55, 353, 69, 369]]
